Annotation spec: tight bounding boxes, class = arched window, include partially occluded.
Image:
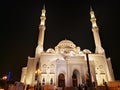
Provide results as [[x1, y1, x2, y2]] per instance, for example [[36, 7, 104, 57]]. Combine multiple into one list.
[[50, 64, 55, 74], [42, 64, 47, 74], [42, 78, 45, 85], [50, 78, 53, 85]]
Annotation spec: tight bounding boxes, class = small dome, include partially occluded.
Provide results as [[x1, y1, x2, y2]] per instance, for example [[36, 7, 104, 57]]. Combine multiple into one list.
[[46, 48, 55, 53], [57, 39, 76, 48]]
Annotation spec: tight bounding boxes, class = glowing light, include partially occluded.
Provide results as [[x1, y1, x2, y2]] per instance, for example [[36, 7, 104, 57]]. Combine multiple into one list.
[[35, 69, 41, 75], [2, 75, 7, 80]]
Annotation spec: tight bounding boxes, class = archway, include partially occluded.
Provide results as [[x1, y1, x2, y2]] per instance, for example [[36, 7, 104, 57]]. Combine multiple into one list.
[[72, 70, 80, 87], [58, 73, 65, 87], [72, 73, 77, 87]]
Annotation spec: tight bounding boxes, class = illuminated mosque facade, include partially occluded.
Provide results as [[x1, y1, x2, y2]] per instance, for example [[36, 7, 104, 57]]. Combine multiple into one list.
[[20, 5, 115, 87]]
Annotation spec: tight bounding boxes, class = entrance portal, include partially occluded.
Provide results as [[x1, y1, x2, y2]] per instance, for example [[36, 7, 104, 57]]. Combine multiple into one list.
[[72, 70, 81, 87], [58, 73, 65, 87], [72, 73, 77, 87]]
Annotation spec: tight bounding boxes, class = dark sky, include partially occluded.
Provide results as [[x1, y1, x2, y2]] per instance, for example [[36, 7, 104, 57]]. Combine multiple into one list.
[[0, 0, 120, 81]]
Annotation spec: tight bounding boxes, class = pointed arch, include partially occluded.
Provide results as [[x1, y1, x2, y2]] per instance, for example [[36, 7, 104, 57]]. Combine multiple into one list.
[[72, 69, 81, 87], [50, 64, 55, 74], [42, 64, 47, 74], [42, 78, 45, 85], [58, 73, 65, 87]]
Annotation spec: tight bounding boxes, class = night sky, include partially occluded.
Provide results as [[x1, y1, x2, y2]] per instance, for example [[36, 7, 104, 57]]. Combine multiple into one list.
[[0, 0, 120, 81]]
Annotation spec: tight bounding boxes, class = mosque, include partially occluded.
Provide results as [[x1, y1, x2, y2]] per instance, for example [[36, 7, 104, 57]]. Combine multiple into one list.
[[20, 3, 115, 88]]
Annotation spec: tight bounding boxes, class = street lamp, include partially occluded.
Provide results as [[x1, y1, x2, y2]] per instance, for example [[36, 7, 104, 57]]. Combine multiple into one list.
[[2, 75, 7, 80], [35, 69, 41, 90], [83, 49, 92, 86], [83, 49, 98, 90]]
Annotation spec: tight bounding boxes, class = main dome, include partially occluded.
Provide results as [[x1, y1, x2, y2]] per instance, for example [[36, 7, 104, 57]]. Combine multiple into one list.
[[56, 39, 76, 48]]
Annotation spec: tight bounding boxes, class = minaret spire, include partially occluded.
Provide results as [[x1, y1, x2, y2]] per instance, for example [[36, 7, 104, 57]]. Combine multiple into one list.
[[90, 6, 104, 54], [35, 4, 46, 57]]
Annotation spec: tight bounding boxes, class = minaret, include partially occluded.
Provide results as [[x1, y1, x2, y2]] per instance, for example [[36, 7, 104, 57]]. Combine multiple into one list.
[[90, 7, 104, 54], [35, 5, 46, 57]]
